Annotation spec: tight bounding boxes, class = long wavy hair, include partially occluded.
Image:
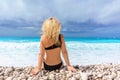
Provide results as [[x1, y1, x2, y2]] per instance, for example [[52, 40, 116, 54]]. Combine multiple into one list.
[[42, 17, 61, 44]]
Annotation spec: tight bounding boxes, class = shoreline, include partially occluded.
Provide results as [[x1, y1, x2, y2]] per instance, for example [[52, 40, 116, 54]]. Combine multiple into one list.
[[0, 63, 120, 80]]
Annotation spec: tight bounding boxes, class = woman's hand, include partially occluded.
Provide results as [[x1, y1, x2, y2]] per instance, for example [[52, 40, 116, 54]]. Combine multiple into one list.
[[67, 66, 76, 72], [30, 67, 40, 75]]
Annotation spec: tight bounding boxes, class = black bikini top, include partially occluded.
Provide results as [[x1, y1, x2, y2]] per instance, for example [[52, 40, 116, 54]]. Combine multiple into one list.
[[45, 34, 62, 50]]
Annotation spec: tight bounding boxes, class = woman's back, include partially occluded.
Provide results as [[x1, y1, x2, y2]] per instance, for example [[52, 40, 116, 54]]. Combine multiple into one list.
[[41, 34, 62, 65]]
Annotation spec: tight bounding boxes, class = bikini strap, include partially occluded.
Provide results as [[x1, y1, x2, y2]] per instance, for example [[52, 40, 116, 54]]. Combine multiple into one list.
[[59, 34, 62, 44]]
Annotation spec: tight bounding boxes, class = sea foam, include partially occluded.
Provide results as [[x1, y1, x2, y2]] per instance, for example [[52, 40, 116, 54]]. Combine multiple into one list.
[[0, 40, 120, 66]]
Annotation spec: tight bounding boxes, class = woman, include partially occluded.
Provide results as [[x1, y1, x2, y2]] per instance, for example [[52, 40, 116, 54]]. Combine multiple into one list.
[[31, 17, 76, 75]]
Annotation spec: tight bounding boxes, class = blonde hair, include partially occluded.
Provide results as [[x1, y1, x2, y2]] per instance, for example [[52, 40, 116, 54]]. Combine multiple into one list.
[[42, 17, 61, 44]]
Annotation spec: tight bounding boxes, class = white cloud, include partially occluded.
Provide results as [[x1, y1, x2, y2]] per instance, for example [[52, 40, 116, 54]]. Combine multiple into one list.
[[0, 26, 39, 37], [94, 0, 120, 24], [21, 26, 37, 30], [0, 0, 120, 24], [0, 0, 49, 21]]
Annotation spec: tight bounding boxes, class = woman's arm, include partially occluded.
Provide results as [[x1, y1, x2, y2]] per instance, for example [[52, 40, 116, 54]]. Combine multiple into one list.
[[31, 37, 45, 75], [37, 39, 45, 69], [61, 34, 71, 66], [61, 34, 76, 72]]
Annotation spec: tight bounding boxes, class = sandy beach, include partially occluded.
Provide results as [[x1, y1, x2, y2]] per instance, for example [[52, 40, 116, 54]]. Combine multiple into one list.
[[0, 63, 120, 80]]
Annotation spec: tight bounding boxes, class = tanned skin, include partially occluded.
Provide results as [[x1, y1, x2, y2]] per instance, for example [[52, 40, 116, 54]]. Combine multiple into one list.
[[31, 34, 76, 75]]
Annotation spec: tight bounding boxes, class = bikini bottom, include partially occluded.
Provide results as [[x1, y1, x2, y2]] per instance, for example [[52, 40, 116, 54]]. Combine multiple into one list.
[[44, 61, 63, 71]]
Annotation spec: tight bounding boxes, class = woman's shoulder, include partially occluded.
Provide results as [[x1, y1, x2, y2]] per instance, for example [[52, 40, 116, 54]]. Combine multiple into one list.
[[40, 35, 46, 42], [60, 34, 64, 39]]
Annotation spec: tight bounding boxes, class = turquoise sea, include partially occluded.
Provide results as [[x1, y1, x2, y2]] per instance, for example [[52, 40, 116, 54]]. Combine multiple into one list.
[[0, 37, 120, 67]]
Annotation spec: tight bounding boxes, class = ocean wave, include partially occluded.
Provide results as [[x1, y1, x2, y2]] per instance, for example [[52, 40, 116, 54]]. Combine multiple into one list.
[[0, 41, 120, 66]]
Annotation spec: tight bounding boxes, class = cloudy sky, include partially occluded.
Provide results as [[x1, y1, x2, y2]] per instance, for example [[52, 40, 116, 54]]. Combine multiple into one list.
[[0, 0, 120, 38]]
